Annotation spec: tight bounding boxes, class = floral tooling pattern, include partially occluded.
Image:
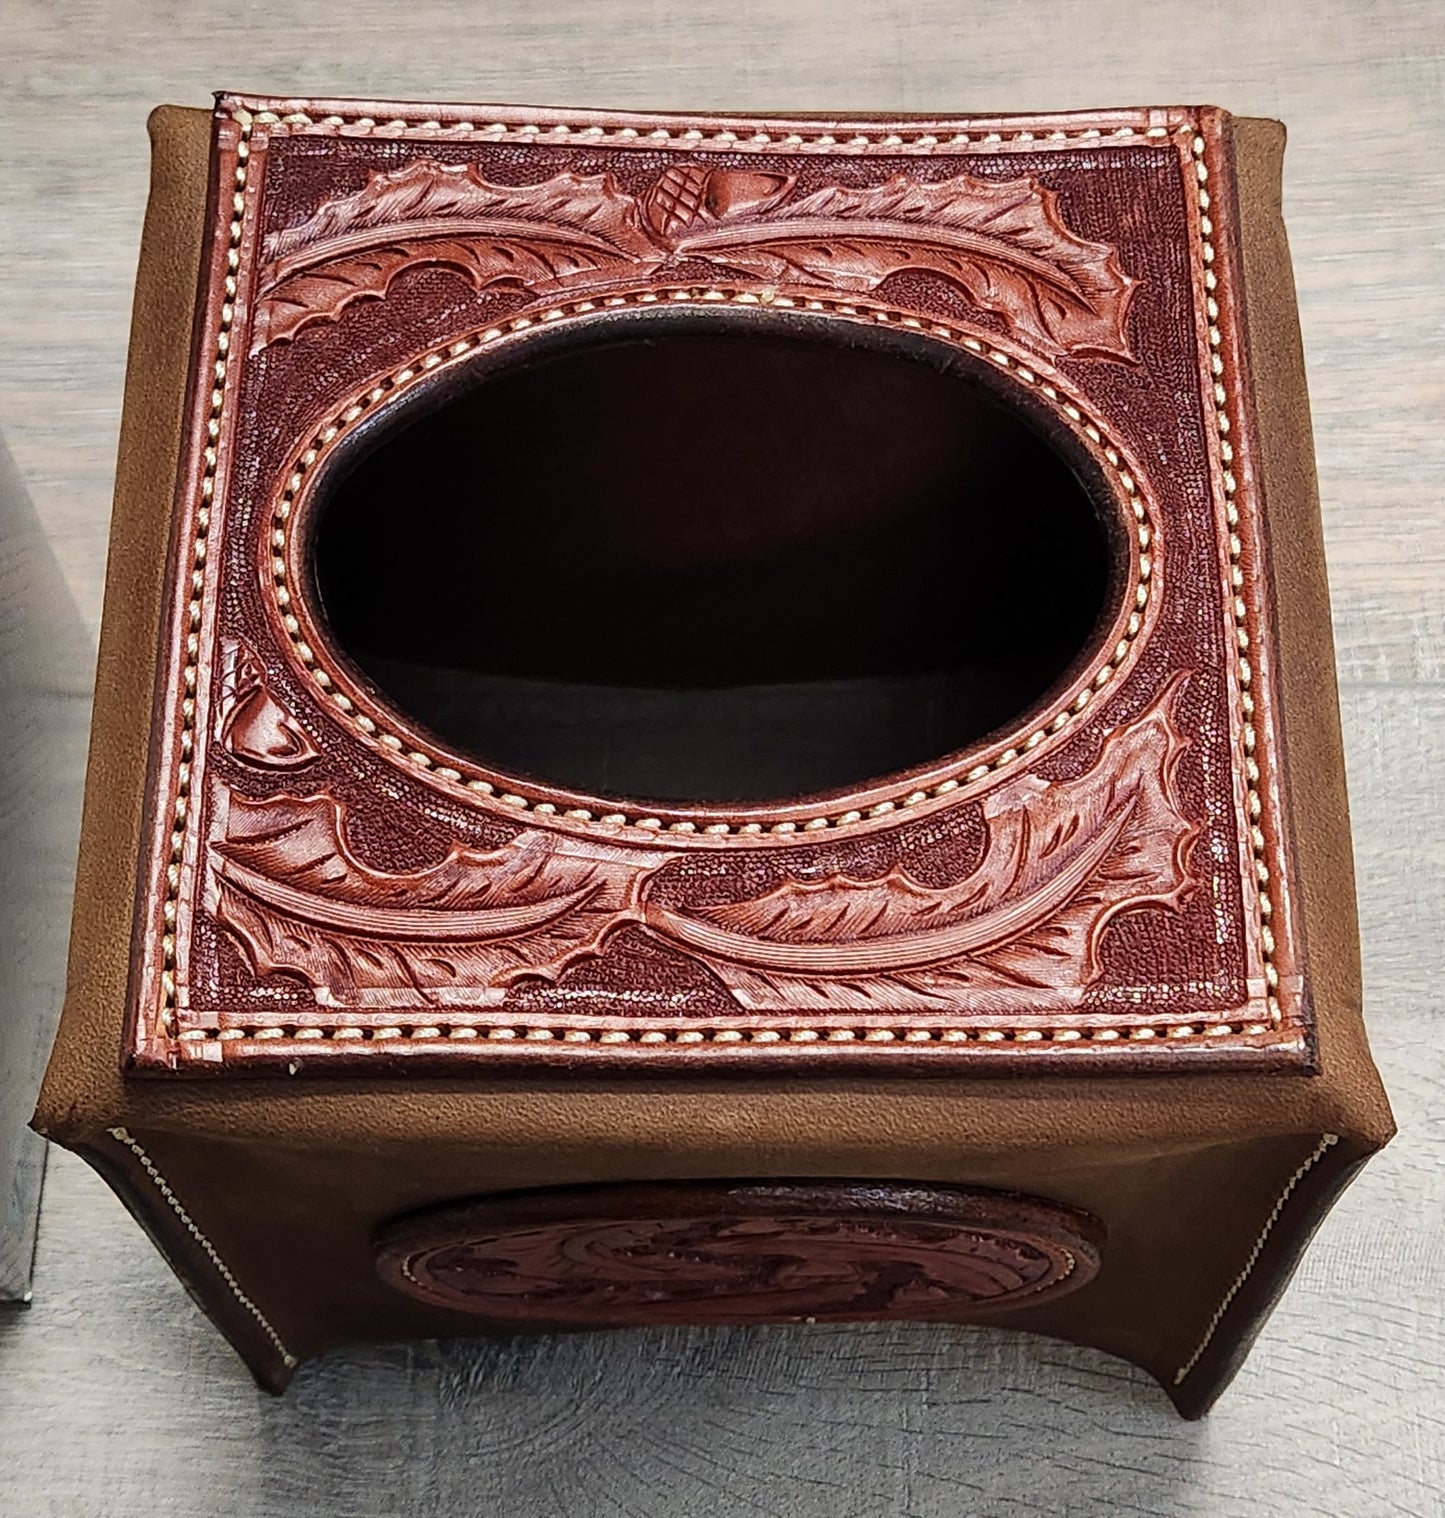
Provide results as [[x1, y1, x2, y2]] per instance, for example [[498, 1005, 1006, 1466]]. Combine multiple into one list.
[[252, 160, 1139, 359]]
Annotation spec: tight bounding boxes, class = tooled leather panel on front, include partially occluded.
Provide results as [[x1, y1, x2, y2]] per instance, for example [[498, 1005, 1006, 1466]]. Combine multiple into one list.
[[125, 99, 1307, 1073]]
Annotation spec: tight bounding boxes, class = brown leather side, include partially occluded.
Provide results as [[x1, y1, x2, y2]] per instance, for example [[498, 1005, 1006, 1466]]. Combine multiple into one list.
[[1152, 113, 1396, 1413], [1228, 116, 1392, 1135], [32, 105, 214, 1136], [110, 1119, 1351, 1407]]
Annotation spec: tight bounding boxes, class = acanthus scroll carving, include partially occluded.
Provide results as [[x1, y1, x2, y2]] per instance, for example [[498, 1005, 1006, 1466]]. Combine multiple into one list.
[[202, 677, 1196, 1014], [251, 159, 1139, 360]]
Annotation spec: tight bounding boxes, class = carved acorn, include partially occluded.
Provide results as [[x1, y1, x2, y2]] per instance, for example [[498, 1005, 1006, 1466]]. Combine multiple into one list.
[[641, 164, 795, 241]]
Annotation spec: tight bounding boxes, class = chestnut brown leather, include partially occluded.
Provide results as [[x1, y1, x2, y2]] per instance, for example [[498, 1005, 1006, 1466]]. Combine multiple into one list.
[[33, 97, 1393, 1417]]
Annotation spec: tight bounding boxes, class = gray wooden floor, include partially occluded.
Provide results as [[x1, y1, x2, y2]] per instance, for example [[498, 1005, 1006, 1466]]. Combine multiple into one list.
[[2, 2, 1443, 1513]]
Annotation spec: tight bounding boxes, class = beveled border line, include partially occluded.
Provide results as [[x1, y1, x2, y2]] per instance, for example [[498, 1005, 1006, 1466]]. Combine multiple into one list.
[[137, 106, 260, 1054], [1185, 120, 1290, 1032]]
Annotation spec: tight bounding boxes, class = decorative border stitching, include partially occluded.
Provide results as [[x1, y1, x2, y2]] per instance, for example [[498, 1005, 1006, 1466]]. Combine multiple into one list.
[[174, 1015, 1279, 1050], [267, 292, 1155, 837], [159, 112, 255, 1035], [249, 105, 1177, 152], [1172, 1132, 1339, 1384], [107, 1126, 298, 1369], [1189, 130, 1281, 1029]]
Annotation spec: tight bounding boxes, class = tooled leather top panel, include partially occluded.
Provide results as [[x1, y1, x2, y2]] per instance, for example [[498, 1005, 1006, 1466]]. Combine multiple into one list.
[[126, 98, 1309, 1073]]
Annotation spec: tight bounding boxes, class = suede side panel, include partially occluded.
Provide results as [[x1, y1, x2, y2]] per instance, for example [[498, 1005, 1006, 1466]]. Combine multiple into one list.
[[33, 105, 214, 1138], [1230, 116, 1393, 1139]]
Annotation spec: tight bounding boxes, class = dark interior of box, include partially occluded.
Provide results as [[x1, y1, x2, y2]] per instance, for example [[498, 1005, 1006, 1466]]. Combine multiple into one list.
[[310, 322, 1119, 805]]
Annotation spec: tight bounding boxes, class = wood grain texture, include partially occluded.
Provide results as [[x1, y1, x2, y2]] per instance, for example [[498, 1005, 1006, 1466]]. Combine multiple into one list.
[[0, 436, 90, 1299], [0, 0, 1441, 1513]]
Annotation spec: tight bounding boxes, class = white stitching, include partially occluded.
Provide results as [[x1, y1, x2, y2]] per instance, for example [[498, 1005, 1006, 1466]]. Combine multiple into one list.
[[1189, 128, 1280, 1027], [268, 291, 1154, 835], [1172, 1132, 1339, 1384], [107, 1126, 298, 1368], [245, 105, 1168, 152], [173, 1018, 1279, 1049], [160, 110, 253, 1037]]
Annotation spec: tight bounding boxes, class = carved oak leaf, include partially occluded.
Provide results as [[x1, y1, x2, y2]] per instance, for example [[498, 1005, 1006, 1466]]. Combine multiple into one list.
[[671, 173, 1139, 359], [250, 160, 1137, 360], [252, 163, 659, 352], [644, 675, 1196, 1011], [204, 788, 662, 1002]]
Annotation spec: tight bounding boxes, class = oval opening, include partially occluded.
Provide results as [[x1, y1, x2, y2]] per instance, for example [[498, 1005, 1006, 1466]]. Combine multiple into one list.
[[309, 316, 1124, 806]]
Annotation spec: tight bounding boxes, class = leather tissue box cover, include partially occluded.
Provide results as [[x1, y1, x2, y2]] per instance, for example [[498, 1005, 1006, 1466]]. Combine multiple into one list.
[[34, 95, 1392, 1417]]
